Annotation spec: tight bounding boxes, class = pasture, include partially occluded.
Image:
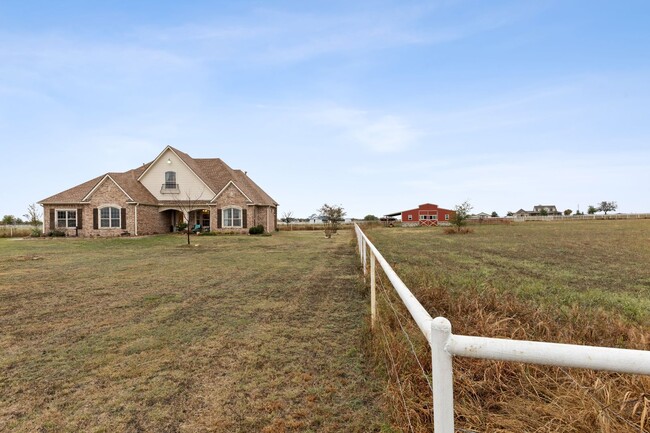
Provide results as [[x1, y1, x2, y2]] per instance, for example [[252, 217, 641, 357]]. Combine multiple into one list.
[[2, 220, 649, 433], [0, 232, 385, 432], [365, 220, 650, 432]]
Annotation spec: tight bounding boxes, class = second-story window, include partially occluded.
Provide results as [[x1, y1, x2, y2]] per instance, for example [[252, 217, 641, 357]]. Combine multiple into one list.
[[165, 171, 177, 189]]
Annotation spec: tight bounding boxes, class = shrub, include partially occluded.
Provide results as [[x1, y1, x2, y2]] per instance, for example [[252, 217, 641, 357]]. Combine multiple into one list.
[[48, 229, 66, 237], [443, 226, 473, 235], [249, 225, 264, 235], [30, 228, 42, 237]]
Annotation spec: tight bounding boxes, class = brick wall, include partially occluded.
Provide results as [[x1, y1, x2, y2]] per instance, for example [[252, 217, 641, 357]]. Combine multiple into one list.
[[211, 183, 253, 233], [42, 177, 276, 237], [136, 204, 170, 235]]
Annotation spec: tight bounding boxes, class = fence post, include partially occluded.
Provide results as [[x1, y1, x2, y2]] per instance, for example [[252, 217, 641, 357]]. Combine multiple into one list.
[[431, 317, 454, 433], [361, 237, 368, 280], [370, 250, 376, 329], [357, 227, 363, 263]]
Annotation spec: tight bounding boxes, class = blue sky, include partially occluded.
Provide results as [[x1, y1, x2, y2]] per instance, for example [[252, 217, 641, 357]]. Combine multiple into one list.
[[1, 0, 649, 219]]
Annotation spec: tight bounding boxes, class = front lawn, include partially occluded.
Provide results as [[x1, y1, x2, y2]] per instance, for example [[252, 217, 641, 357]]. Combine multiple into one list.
[[0, 232, 385, 432]]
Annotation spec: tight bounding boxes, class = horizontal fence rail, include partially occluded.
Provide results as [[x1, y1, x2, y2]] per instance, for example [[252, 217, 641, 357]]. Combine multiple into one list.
[[354, 224, 650, 433]]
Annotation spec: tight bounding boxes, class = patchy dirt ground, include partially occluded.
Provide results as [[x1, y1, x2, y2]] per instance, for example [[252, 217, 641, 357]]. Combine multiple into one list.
[[0, 231, 387, 432]]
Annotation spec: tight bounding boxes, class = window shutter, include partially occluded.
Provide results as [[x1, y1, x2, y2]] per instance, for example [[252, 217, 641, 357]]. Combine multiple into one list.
[[77, 208, 83, 229], [217, 209, 222, 229], [242, 209, 248, 228], [93, 208, 98, 229], [121, 208, 127, 229], [49, 209, 55, 229]]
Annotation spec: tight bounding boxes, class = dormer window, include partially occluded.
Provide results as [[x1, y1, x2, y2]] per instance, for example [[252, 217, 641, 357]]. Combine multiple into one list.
[[161, 171, 179, 193]]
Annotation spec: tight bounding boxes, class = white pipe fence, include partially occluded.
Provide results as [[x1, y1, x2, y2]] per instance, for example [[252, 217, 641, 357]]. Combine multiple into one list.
[[354, 223, 650, 433]]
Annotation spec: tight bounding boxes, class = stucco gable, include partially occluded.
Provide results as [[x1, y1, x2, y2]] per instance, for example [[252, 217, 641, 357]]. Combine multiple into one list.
[[138, 147, 215, 201]]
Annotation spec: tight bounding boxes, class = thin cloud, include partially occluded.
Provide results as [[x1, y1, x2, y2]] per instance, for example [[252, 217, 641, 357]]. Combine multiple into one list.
[[306, 106, 420, 153]]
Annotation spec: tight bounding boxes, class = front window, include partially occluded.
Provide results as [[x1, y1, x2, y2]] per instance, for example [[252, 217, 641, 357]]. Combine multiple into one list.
[[223, 207, 242, 227], [57, 210, 77, 228], [408, 215, 413, 220], [164, 171, 177, 189], [100, 207, 121, 228], [445, 214, 449, 220]]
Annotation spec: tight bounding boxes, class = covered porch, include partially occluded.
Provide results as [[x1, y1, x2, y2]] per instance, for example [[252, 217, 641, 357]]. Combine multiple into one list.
[[159, 207, 211, 233]]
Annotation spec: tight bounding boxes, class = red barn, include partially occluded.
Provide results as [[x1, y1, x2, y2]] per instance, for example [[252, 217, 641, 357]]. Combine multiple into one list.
[[386, 203, 455, 226]]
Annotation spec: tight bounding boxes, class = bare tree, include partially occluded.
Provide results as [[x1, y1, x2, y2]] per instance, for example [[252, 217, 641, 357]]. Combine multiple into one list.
[[319, 204, 345, 238], [24, 203, 42, 226], [171, 190, 204, 245], [281, 211, 294, 230]]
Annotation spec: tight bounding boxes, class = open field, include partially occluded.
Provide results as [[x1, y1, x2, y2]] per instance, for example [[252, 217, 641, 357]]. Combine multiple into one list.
[[0, 232, 386, 433], [365, 220, 650, 432]]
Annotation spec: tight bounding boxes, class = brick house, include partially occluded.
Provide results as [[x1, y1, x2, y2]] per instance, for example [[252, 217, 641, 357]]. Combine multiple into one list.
[[39, 146, 278, 236], [385, 203, 455, 226]]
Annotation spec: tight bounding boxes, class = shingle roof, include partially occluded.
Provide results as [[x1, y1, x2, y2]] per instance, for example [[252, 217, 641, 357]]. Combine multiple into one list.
[[168, 146, 276, 205], [40, 148, 277, 207], [39, 175, 105, 204]]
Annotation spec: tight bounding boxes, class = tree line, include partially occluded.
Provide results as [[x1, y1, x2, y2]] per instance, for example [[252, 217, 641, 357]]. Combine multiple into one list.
[[1, 204, 42, 226]]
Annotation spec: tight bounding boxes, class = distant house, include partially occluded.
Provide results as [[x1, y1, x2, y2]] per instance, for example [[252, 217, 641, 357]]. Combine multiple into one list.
[[513, 205, 561, 217], [308, 214, 326, 224], [385, 203, 455, 226], [307, 214, 352, 224], [473, 212, 491, 219], [39, 146, 278, 236]]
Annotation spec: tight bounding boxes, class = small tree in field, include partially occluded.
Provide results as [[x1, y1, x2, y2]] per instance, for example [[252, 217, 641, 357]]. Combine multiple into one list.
[[281, 211, 294, 229], [171, 190, 204, 245], [598, 201, 617, 215], [450, 200, 473, 233], [24, 203, 42, 226], [319, 204, 345, 238], [564, 209, 572, 216], [587, 205, 598, 215], [491, 211, 498, 218], [364, 214, 379, 221]]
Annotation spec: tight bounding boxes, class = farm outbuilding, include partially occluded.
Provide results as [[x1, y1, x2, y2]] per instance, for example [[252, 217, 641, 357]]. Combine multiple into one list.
[[385, 203, 455, 226]]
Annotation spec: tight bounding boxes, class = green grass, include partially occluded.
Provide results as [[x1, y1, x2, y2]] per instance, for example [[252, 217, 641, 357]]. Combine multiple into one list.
[[367, 220, 650, 324], [363, 220, 650, 432], [0, 232, 386, 432]]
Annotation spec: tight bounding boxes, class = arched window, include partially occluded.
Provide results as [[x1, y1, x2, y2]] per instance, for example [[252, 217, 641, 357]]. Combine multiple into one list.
[[100, 206, 121, 228], [223, 207, 242, 228], [164, 171, 177, 189]]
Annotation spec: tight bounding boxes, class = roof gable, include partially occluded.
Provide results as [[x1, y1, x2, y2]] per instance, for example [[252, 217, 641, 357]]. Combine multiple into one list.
[[41, 146, 277, 208], [211, 180, 252, 203], [137, 147, 216, 200], [82, 175, 133, 202]]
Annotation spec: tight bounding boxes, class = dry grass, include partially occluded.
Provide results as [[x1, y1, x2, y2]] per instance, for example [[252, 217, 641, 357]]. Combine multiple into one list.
[[0, 232, 386, 432], [0, 225, 34, 238], [364, 220, 650, 433]]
